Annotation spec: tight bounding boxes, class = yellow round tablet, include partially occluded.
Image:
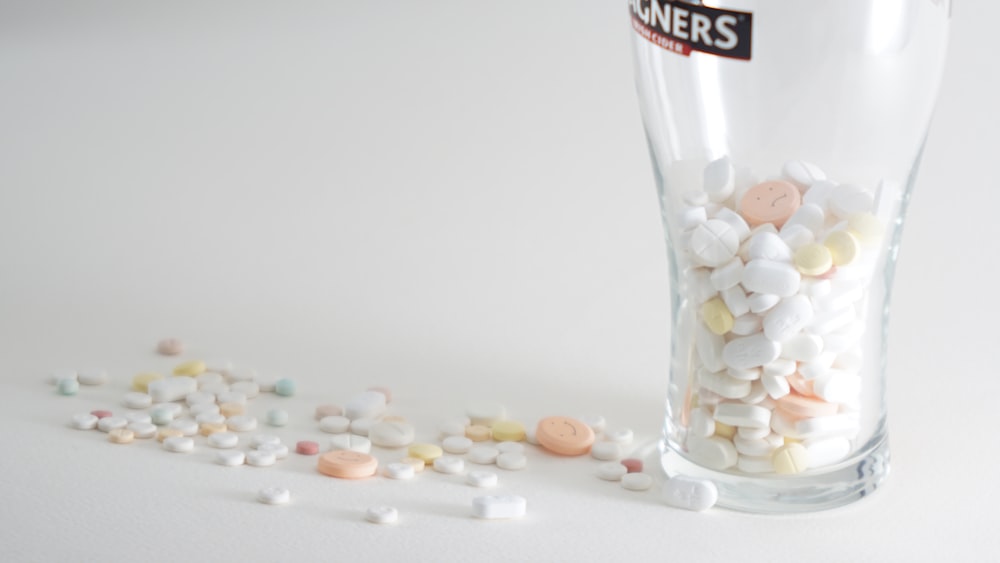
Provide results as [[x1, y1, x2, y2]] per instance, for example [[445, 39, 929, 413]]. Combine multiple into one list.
[[407, 443, 443, 464], [794, 243, 833, 276], [847, 212, 884, 244], [491, 420, 526, 442], [772, 443, 809, 474], [173, 360, 206, 376], [824, 230, 860, 266]]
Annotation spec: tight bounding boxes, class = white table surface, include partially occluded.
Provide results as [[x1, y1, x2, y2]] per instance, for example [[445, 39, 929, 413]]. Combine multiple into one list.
[[2, 1, 997, 561]]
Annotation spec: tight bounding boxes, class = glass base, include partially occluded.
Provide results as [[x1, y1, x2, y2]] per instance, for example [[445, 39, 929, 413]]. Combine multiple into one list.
[[648, 436, 890, 514]]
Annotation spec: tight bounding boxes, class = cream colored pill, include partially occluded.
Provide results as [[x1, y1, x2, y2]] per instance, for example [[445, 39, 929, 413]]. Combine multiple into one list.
[[132, 372, 163, 392], [173, 360, 206, 377], [491, 420, 526, 442], [496, 452, 527, 470], [208, 431, 239, 449], [108, 428, 135, 444], [823, 230, 860, 266], [847, 212, 883, 244], [157, 428, 184, 442], [467, 470, 498, 488], [433, 456, 465, 474], [215, 450, 246, 466], [772, 443, 809, 474], [465, 425, 492, 442], [71, 413, 98, 430], [620, 473, 653, 491], [442, 436, 474, 454], [163, 436, 194, 453], [794, 243, 833, 276], [407, 443, 443, 464], [701, 297, 734, 335]]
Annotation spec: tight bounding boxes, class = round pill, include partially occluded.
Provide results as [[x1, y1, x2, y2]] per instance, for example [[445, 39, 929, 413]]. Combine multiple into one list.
[[496, 452, 527, 470], [97, 416, 128, 433], [226, 415, 257, 432], [168, 419, 199, 437], [739, 180, 801, 228], [317, 450, 378, 479], [407, 443, 443, 464], [124, 411, 152, 424], [621, 458, 643, 473], [597, 462, 628, 481], [127, 422, 157, 439], [252, 434, 282, 448], [196, 412, 226, 426], [216, 391, 247, 405], [71, 413, 98, 430], [296, 440, 319, 455], [620, 473, 653, 491], [465, 425, 492, 442], [266, 409, 289, 427], [496, 441, 525, 455], [433, 456, 465, 474], [689, 219, 740, 267], [847, 212, 883, 244], [319, 415, 351, 434], [591, 441, 624, 461], [365, 506, 398, 524], [58, 379, 79, 396], [491, 420, 526, 442], [91, 410, 113, 419], [185, 392, 214, 407], [369, 421, 416, 448], [257, 486, 290, 505], [229, 381, 260, 399], [215, 450, 246, 466], [442, 436, 474, 454], [150, 409, 174, 426], [467, 446, 501, 465], [329, 434, 372, 454], [108, 428, 135, 444], [194, 421, 226, 436], [367, 386, 392, 403], [196, 372, 225, 387], [536, 416, 596, 456], [772, 443, 809, 474], [823, 230, 860, 266], [157, 338, 184, 356], [439, 418, 469, 438], [314, 404, 343, 420], [467, 470, 498, 488], [349, 417, 376, 436], [273, 378, 295, 397], [173, 360, 205, 377], [383, 462, 416, 480], [794, 243, 834, 276], [219, 402, 245, 417], [401, 457, 426, 472], [258, 443, 289, 460], [208, 431, 239, 449], [466, 401, 506, 427], [157, 428, 184, 442], [701, 297, 734, 336], [246, 450, 276, 467], [163, 436, 194, 453], [78, 369, 110, 386]]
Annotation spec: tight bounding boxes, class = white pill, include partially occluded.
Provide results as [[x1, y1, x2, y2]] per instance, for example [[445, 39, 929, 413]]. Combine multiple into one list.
[[684, 190, 710, 206], [203, 359, 233, 375], [524, 425, 539, 446], [224, 366, 256, 382], [366, 506, 399, 524], [686, 267, 718, 305], [226, 415, 258, 432], [196, 413, 226, 425], [257, 486, 290, 505], [590, 441, 624, 461], [703, 156, 736, 202], [246, 450, 276, 467], [804, 436, 851, 468], [349, 417, 376, 437], [258, 442, 289, 460], [121, 392, 152, 409], [737, 425, 770, 440], [168, 419, 198, 436], [127, 422, 157, 438], [761, 373, 791, 399], [196, 372, 225, 387], [345, 390, 387, 420], [809, 306, 857, 335], [185, 391, 215, 406], [799, 352, 836, 379], [78, 369, 110, 386], [803, 179, 836, 208], [468, 446, 500, 465], [720, 285, 750, 318], [779, 224, 815, 249], [695, 325, 727, 373], [189, 403, 220, 417], [686, 435, 738, 470], [97, 416, 128, 433], [713, 207, 751, 242], [621, 473, 653, 491], [689, 220, 739, 267], [737, 455, 776, 473], [439, 417, 470, 438], [496, 441, 525, 455], [229, 381, 260, 399], [319, 415, 351, 434], [733, 433, 778, 456], [472, 495, 526, 520], [369, 421, 416, 448], [163, 436, 194, 453], [124, 411, 152, 424], [442, 436, 474, 454], [689, 407, 716, 438], [148, 377, 198, 403], [329, 434, 372, 454], [782, 159, 826, 188], [467, 470, 499, 488], [214, 449, 246, 466], [780, 333, 824, 361], [829, 184, 874, 219], [731, 314, 763, 336], [152, 402, 184, 417], [747, 231, 793, 263], [763, 359, 797, 377], [596, 461, 629, 481], [762, 295, 814, 342], [748, 293, 781, 314], [496, 452, 527, 470], [679, 206, 708, 230], [71, 413, 98, 430], [383, 462, 416, 480], [713, 403, 771, 429], [209, 431, 239, 449], [742, 260, 801, 297], [769, 410, 805, 440], [699, 369, 752, 399], [783, 203, 825, 234], [740, 380, 768, 404], [605, 428, 635, 445], [216, 391, 247, 405], [709, 258, 744, 291], [433, 456, 465, 474], [251, 434, 281, 448], [578, 414, 607, 434], [813, 371, 862, 403], [796, 414, 860, 440], [726, 366, 760, 381], [723, 334, 781, 370], [662, 476, 718, 511]]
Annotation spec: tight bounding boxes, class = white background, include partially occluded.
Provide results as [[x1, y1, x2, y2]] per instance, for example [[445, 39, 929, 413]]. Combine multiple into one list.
[[1, 1, 997, 561]]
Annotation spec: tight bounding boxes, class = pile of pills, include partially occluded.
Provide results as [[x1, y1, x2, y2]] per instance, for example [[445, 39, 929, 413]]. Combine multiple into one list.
[[675, 157, 883, 475]]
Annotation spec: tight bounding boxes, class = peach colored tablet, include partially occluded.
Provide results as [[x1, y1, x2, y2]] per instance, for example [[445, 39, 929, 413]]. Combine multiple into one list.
[[739, 180, 801, 227], [536, 416, 595, 456], [317, 450, 378, 479], [776, 392, 839, 418]]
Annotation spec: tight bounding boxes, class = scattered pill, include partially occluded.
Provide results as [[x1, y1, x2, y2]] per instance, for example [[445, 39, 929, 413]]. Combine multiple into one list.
[[97, 416, 128, 433], [185, 391, 215, 406], [148, 377, 198, 403], [168, 419, 199, 437], [91, 410, 113, 419], [536, 416, 595, 456], [496, 441, 525, 455], [127, 422, 157, 439], [48, 369, 77, 385], [132, 372, 163, 392], [319, 415, 351, 434], [442, 436, 474, 454], [157, 428, 184, 442], [620, 473, 653, 491], [383, 462, 416, 480], [491, 420, 526, 442], [401, 457, 426, 472], [433, 456, 465, 474], [151, 408, 174, 426], [349, 417, 376, 437], [173, 360, 205, 377], [597, 462, 628, 481], [215, 450, 246, 466], [472, 495, 526, 520], [621, 458, 643, 473], [468, 446, 501, 465], [246, 450, 276, 467], [196, 412, 226, 425], [71, 413, 98, 430], [465, 425, 492, 442], [329, 434, 372, 454], [258, 443, 289, 460], [314, 404, 343, 420], [365, 506, 398, 524], [264, 409, 288, 427], [466, 401, 506, 427], [226, 415, 258, 432], [345, 391, 387, 420], [124, 411, 152, 425], [467, 470, 498, 488], [108, 428, 134, 444], [208, 432, 239, 449], [296, 441, 319, 455], [496, 452, 527, 470], [407, 443, 443, 464], [591, 441, 624, 461], [252, 434, 282, 448], [662, 476, 718, 511], [439, 417, 470, 438], [57, 379, 79, 396], [256, 486, 290, 505], [273, 378, 295, 397], [78, 369, 110, 386], [317, 450, 378, 479], [163, 436, 194, 453], [156, 338, 184, 356]]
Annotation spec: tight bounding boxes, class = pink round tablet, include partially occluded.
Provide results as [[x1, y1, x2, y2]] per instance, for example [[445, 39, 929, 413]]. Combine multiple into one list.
[[91, 410, 113, 419], [157, 338, 184, 356], [621, 458, 643, 473], [296, 440, 319, 455], [739, 180, 801, 228]]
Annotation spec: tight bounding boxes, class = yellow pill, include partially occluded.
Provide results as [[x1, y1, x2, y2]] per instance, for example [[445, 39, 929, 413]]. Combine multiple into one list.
[[701, 297, 734, 335], [783, 436, 801, 445], [465, 425, 492, 442], [219, 402, 245, 417], [173, 360, 206, 377], [772, 443, 809, 474], [794, 243, 833, 276], [824, 230, 860, 266], [400, 456, 427, 472], [714, 422, 736, 439], [157, 428, 184, 443], [132, 372, 163, 392], [199, 422, 228, 436], [109, 428, 135, 444], [847, 212, 884, 244], [407, 443, 443, 464], [491, 420, 526, 442]]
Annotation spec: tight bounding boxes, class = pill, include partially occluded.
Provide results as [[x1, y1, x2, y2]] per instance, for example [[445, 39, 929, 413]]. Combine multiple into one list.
[[698, 369, 751, 399], [713, 207, 752, 242], [733, 432, 779, 456], [761, 373, 791, 400], [794, 243, 833, 276], [747, 293, 780, 315], [407, 443, 443, 464], [314, 404, 344, 420], [737, 425, 771, 440], [169, 419, 199, 436], [400, 457, 426, 472], [713, 403, 771, 429], [621, 458, 643, 473], [772, 443, 809, 474], [217, 391, 247, 405], [689, 220, 740, 267], [127, 422, 157, 439], [154, 338, 183, 356], [739, 180, 801, 228], [662, 476, 718, 511], [58, 378, 79, 396], [258, 443, 289, 460], [743, 260, 801, 297], [124, 411, 152, 425], [369, 421, 416, 448], [720, 285, 750, 318], [266, 409, 288, 427], [319, 415, 351, 434], [847, 212, 884, 244], [173, 360, 205, 377], [808, 306, 856, 335], [708, 258, 743, 292], [257, 486, 290, 505], [823, 230, 860, 266], [468, 446, 501, 465], [148, 377, 198, 403], [714, 421, 737, 439], [108, 428, 135, 444], [156, 428, 184, 443], [196, 371, 225, 387], [536, 416, 596, 456], [597, 461, 628, 481], [684, 190, 710, 206], [779, 223, 815, 250], [215, 450, 246, 466], [783, 203, 825, 235], [803, 436, 851, 468], [829, 184, 874, 219], [695, 325, 727, 373], [747, 231, 793, 262], [228, 380, 259, 399], [731, 313, 763, 336], [350, 417, 376, 437], [726, 366, 759, 382], [494, 443, 523, 457], [781, 159, 826, 188], [186, 391, 216, 406], [700, 298, 734, 335], [680, 205, 708, 229], [225, 367, 256, 382], [433, 456, 465, 474], [466, 401, 506, 427], [439, 418, 469, 438], [762, 295, 814, 342], [465, 425, 492, 442], [272, 378, 295, 397], [496, 452, 527, 470], [71, 413, 99, 430], [132, 372, 163, 392], [199, 422, 227, 436], [802, 179, 836, 207], [329, 434, 372, 454], [78, 369, 110, 386], [250, 434, 280, 448], [686, 435, 737, 470], [208, 431, 239, 449], [688, 407, 716, 438], [620, 473, 653, 492], [163, 436, 194, 453], [703, 156, 736, 202], [491, 420, 526, 442], [442, 436, 474, 454], [780, 334, 824, 362], [777, 393, 840, 418], [246, 450, 276, 467], [722, 334, 781, 370], [467, 470, 499, 488], [97, 416, 128, 433], [345, 391, 387, 420], [365, 506, 399, 524], [472, 495, 527, 520], [226, 415, 258, 432], [296, 440, 319, 455], [219, 403, 245, 417]]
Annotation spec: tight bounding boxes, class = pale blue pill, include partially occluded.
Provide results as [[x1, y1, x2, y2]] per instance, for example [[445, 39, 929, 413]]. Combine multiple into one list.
[[274, 378, 295, 397], [151, 408, 173, 425], [267, 409, 289, 427], [58, 378, 79, 396]]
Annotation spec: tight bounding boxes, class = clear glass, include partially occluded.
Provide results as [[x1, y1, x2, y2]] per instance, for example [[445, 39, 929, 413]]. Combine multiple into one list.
[[630, 0, 950, 512]]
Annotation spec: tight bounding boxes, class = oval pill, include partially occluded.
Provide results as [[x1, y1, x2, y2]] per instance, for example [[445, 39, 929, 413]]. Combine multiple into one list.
[[742, 260, 801, 297], [369, 421, 415, 448], [173, 360, 206, 377], [226, 415, 257, 432], [701, 297, 734, 335], [319, 415, 351, 434], [468, 446, 501, 465], [208, 432, 239, 449], [407, 443, 443, 464], [794, 243, 833, 276], [491, 420, 526, 442], [597, 462, 628, 481], [97, 416, 128, 433], [433, 456, 465, 474], [78, 369, 110, 386], [127, 422, 157, 439], [318, 450, 378, 478], [590, 441, 624, 461], [246, 450, 276, 467], [108, 428, 134, 444], [442, 436, 474, 454], [662, 476, 718, 511]]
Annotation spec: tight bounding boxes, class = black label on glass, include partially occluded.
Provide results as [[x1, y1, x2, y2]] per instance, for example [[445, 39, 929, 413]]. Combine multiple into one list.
[[629, 0, 753, 60]]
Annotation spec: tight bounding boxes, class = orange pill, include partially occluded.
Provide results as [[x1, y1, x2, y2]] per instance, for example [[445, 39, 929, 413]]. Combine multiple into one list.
[[317, 450, 378, 479], [739, 180, 801, 228], [535, 416, 595, 456]]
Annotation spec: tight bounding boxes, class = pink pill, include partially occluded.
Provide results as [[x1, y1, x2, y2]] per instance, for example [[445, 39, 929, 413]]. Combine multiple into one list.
[[367, 386, 392, 404], [296, 440, 320, 455], [91, 410, 113, 419], [621, 458, 643, 473], [157, 338, 184, 356]]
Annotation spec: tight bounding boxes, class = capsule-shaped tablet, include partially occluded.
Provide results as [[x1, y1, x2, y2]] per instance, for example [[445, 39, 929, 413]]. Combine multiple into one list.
[[742, 260, 801, 297], [723, 334, 781, 370], [762, 295, 814, 342], [662, 476, 718, 512]]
